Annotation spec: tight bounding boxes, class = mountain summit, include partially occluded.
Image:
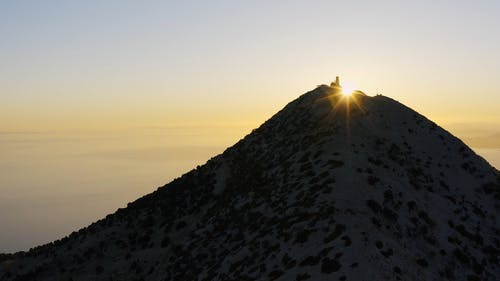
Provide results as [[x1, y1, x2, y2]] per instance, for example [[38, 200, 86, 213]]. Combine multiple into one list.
[[1, 84, 499, 281]]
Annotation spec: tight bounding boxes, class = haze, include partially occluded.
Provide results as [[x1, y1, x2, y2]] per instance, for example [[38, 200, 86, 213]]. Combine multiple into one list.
[[1, 0, 499, 253]]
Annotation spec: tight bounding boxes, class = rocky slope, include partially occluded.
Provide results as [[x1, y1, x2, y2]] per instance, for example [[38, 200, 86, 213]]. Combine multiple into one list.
[[1, 85, 498, 281]]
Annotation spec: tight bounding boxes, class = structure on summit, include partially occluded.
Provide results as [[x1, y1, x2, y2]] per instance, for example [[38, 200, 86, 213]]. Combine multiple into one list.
[[330, 76, 341, 89]]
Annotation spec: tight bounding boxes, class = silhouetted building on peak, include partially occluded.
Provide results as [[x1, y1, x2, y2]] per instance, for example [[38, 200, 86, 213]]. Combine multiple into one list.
[[330, 76, 341, 89]]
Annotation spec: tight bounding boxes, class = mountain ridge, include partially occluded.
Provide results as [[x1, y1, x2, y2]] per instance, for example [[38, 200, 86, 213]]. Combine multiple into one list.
[[1, 84, 498, 281]]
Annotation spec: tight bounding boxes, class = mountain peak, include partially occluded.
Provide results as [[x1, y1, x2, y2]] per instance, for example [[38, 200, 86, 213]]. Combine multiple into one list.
[[1, 84, 498, 281]]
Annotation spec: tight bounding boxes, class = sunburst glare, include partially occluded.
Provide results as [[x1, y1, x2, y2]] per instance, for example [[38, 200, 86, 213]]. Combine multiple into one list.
[[341, 82, 355, 97]]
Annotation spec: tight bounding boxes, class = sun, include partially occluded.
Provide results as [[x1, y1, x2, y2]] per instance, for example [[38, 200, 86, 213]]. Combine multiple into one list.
[[341, 82, 355, 97]]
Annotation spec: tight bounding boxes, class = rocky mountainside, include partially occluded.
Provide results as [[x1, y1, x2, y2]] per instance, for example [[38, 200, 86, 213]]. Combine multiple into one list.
[[1, 85, 498, 281]]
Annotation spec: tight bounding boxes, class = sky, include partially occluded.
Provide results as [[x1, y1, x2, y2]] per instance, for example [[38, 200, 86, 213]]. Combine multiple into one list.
[[2, 0, 500, 130], [0, 0, 499, 252]]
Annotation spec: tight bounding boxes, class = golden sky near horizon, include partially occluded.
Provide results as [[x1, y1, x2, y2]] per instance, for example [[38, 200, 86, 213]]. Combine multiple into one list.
[[2, 1, 499, 136]]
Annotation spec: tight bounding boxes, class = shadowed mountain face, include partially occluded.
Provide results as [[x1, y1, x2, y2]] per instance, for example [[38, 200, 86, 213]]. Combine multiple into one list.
[[1, 86, 498, 281]]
